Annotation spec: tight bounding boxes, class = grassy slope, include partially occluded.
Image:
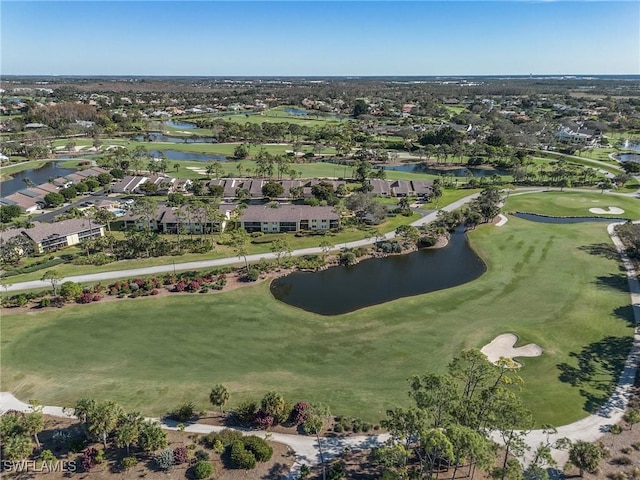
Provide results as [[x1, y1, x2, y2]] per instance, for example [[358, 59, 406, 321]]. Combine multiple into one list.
[[504, 191, 639, 219], [1, 215, 633, 426]]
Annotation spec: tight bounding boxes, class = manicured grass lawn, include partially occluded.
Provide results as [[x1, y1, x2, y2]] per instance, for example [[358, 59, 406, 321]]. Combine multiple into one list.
[[1, 216, 633, 427], [143, 157, 443, 182], [443, 105, 468, 115], [532, 152, 623, 175], [219, 106, 348, 127], [505, 191, 639, 219]]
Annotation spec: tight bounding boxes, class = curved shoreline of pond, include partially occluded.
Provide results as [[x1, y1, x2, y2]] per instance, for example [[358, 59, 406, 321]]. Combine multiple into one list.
[[511, 211, 630, 223], [270, 227, 487, 315]]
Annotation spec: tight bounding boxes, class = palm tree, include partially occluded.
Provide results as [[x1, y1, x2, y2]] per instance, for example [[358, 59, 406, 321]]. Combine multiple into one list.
[[209, 385, 230, 414]]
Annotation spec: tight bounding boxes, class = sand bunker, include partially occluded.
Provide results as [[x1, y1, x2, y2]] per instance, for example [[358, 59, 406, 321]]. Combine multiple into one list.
[[481, 333, 543, 365], [186, 166, 207, 175], [495, 214, 509, 227], [589, 207, 625, 215]]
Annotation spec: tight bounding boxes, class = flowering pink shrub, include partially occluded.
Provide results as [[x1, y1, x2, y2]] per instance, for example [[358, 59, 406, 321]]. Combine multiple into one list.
[[76, 293, 95, 304], [253, 411, 274, 429], [81, 447, 98, 471], [173, 446, 188, 464], [291, 402, 309, 425]]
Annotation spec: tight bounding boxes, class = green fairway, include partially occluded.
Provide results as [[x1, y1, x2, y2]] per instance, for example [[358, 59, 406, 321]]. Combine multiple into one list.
[[1, 216, 633, 426], [220, 106, 348, 127], [505, 191, 639, 219]]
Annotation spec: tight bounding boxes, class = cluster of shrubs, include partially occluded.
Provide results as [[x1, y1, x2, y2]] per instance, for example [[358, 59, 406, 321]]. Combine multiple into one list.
[[2, 290, 49, 308], [417, 235, 438, 248], [234, 391, 295, 429], [192, 460, 214, 479], [376, 241, 402, 254], [294, 254, 326, 270], [73, 253, 114, 266], [332, 416, 378, 434], [108, 277, 163, 298], [120, 456, 137, 470], [203, 430, 272, 470], [244, 269, 260, 282], [76, 292, 103, 304], [173, 274, 227, 293], [154, 445, 190, 471], [339, 246, 371, 266], [3, 256, 65, 277], [171, 402, 196, 422], [291, 402, 309, 425]]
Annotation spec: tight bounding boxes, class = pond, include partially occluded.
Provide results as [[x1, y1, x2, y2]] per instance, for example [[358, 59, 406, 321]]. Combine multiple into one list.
[[282, 108, 344, 120], [383, 163, 509, 178], [148, 150, 228, 162], [165, 120, 197, 130], [270, 228, 486, 315], [284, 107, 310, 116], [512, 212, 628, 224], [134, 132, 218, 143], [616, 153, 640, 163], [1, 162, 76, 197]]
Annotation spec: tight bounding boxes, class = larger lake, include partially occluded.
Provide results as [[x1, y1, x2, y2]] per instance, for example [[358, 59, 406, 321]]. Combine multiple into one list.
[[1, 162, 76, 197], [147, 150, 228, 162], [383, 163, 509, 178], [270, 228, 486, 315]]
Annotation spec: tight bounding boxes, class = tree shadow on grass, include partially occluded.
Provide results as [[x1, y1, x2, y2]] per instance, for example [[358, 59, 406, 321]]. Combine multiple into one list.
[[613, 304, 637, 328], [595, 274, 631, 293], [557, 336, 634, 414], [578, 243, 621, 261]]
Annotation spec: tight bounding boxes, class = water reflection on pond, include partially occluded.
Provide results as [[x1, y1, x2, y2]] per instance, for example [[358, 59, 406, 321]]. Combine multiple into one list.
[[1, 162, 76, 197], [135, 132, 218, 143], [616, 153, 640, 163], [270, 228, 486, 315], [383, 163, 509, 178], [512, 212, 628, 223], [147, 150, 228, 162]]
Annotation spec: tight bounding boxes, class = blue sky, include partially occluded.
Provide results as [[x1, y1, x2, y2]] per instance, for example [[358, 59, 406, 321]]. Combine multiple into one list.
[[2, 1, 638, 75]]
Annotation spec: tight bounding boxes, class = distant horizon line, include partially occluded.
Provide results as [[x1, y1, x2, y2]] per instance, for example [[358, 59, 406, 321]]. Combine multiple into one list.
[[2, 73, 639, 79]]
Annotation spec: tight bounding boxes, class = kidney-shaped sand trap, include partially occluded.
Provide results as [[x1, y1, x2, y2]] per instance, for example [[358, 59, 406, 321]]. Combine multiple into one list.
[[588, 207, 625, 215], [480, 333, 543, 365]]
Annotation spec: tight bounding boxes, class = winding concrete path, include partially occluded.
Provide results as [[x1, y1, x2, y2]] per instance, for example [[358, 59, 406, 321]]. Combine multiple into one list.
[[0, 392, 389, 480]]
